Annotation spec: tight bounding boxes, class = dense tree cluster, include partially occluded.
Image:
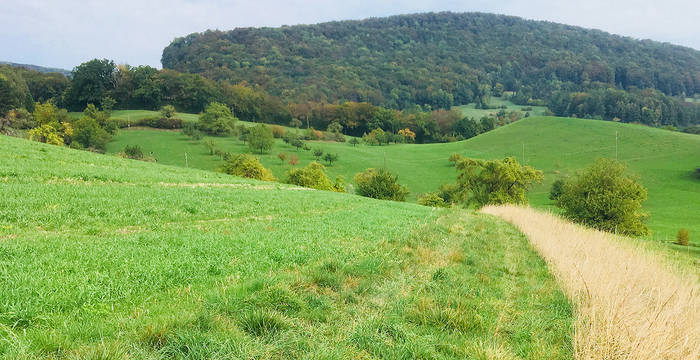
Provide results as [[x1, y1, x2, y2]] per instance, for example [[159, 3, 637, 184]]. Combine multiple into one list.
[[162, 12, 700, 113], [547, 88, 700, 127]]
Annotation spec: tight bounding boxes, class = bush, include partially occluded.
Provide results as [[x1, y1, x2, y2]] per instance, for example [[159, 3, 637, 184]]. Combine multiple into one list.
[[397, 128, 416, 143], [362, 133, 379, 146], [313, 147, 324, 160], [182, 122, 203, 140], [448, 153, 462, 166], [676, 229, 690, 246], [204, 139, 218, 155], [277, 153, 287, 163], [123, 145, 144, 160], [333, 132, 346, 142], [556, 158, 649, 236], [285, 162, 344, 192], [362, 128, 389, 145], [303, 128, 322, 140], [549, 179, 565, 201], [418, 193, 447, 207], [160, 105, 176, 119], [220, 154, 275, 181], [354, 168, 409, 201], [137, 116, 184, 129], [457, 157, 543, 208], [349, 137, 360, 147], [289, 118, 303, 128], [270, 125, 286, 138], [29, 124, 64, 145], [73, 115, 111, 151], [199, 102, 238, 136], [4, 108, 35, 129], [327, 121, 343, 134], [437, 183, 465, 205], [288, 154, 299, 165]]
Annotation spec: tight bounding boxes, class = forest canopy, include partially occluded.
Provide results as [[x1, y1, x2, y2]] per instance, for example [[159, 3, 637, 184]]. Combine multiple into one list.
[[162, 12, 700, 113]]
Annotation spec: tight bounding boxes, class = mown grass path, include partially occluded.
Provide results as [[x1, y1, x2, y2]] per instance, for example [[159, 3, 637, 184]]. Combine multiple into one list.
[[482, 205, 700, 360]]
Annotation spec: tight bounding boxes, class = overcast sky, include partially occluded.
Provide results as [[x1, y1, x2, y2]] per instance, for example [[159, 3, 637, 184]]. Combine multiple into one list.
[[1, 0, 698, 70]]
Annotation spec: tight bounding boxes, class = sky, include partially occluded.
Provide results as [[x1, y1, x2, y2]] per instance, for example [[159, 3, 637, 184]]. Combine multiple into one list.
[[1, 0, 699, 70]]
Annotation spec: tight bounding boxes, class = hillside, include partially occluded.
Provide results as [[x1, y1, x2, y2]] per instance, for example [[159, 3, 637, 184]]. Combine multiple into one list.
[[0, 61, 71, 76], [162, 12, 700, 110], [107, 115, 700, 247], [0, 134, 572, 358]]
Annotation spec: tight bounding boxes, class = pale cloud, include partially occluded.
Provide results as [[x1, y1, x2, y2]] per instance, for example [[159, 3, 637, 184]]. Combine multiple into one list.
[[1, 0, 698, 70]]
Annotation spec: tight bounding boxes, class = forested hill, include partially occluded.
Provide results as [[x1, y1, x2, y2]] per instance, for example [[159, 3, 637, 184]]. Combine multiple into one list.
[[162, 12, 700, 110], [0, 61, 71, 77]]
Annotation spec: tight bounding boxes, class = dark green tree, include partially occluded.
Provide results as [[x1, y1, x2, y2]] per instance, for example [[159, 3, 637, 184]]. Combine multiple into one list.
[[0, 66, 33, 115], [64, 59, 116, 111]]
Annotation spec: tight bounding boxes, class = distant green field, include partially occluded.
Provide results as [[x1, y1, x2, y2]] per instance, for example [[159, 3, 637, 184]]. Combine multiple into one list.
[[107, 115, 700, 250], [0, 135, 572, 358], [70, 109, 200, 125], [454, 96, 548, 119]]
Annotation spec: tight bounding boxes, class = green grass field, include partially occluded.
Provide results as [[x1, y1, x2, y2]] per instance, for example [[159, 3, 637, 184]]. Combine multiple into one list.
[[454, 96, 548, 119], [0, 135, 572, 358], [107, 115, 700, 249]]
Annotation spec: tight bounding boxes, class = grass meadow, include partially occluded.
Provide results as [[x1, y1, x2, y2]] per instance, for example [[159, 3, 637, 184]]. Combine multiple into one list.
[[454, 97, 548, 119], [107, 116, 700, 250], [0, 135, 572, 358]]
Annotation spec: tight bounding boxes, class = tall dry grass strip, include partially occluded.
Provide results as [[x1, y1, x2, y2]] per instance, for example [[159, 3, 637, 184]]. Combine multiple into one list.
[[481, 205, 700, 360]]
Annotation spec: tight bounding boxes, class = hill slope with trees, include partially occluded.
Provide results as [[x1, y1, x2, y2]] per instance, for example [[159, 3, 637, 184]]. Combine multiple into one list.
[[162, 12, 700, 126]]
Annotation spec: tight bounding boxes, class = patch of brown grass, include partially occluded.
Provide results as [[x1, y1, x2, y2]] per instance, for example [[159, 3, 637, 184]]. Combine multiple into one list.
[[482, 205, 700, 360]]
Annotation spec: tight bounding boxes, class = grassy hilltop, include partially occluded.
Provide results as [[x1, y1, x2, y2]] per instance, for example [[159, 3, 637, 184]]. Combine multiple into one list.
[[0, 135, 571, 358], [107, 114, 700, 247]]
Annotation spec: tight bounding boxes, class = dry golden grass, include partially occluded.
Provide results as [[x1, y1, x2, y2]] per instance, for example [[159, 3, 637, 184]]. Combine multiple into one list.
[[482, 205, 700, 360]]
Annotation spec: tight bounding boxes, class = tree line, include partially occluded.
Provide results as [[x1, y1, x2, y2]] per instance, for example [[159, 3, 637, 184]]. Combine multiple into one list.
[[1, 60, 507, 143]]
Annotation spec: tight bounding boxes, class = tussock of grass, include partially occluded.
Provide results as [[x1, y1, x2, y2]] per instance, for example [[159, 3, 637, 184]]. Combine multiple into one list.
[[238, 310, 290, 339], [483, 205, 700, 360]]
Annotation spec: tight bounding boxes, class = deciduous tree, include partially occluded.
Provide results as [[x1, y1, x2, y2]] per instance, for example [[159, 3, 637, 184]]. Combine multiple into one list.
[[456, 157, 543, 208], [247, 124, 274, 154], [556, 158, 649, 236]]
